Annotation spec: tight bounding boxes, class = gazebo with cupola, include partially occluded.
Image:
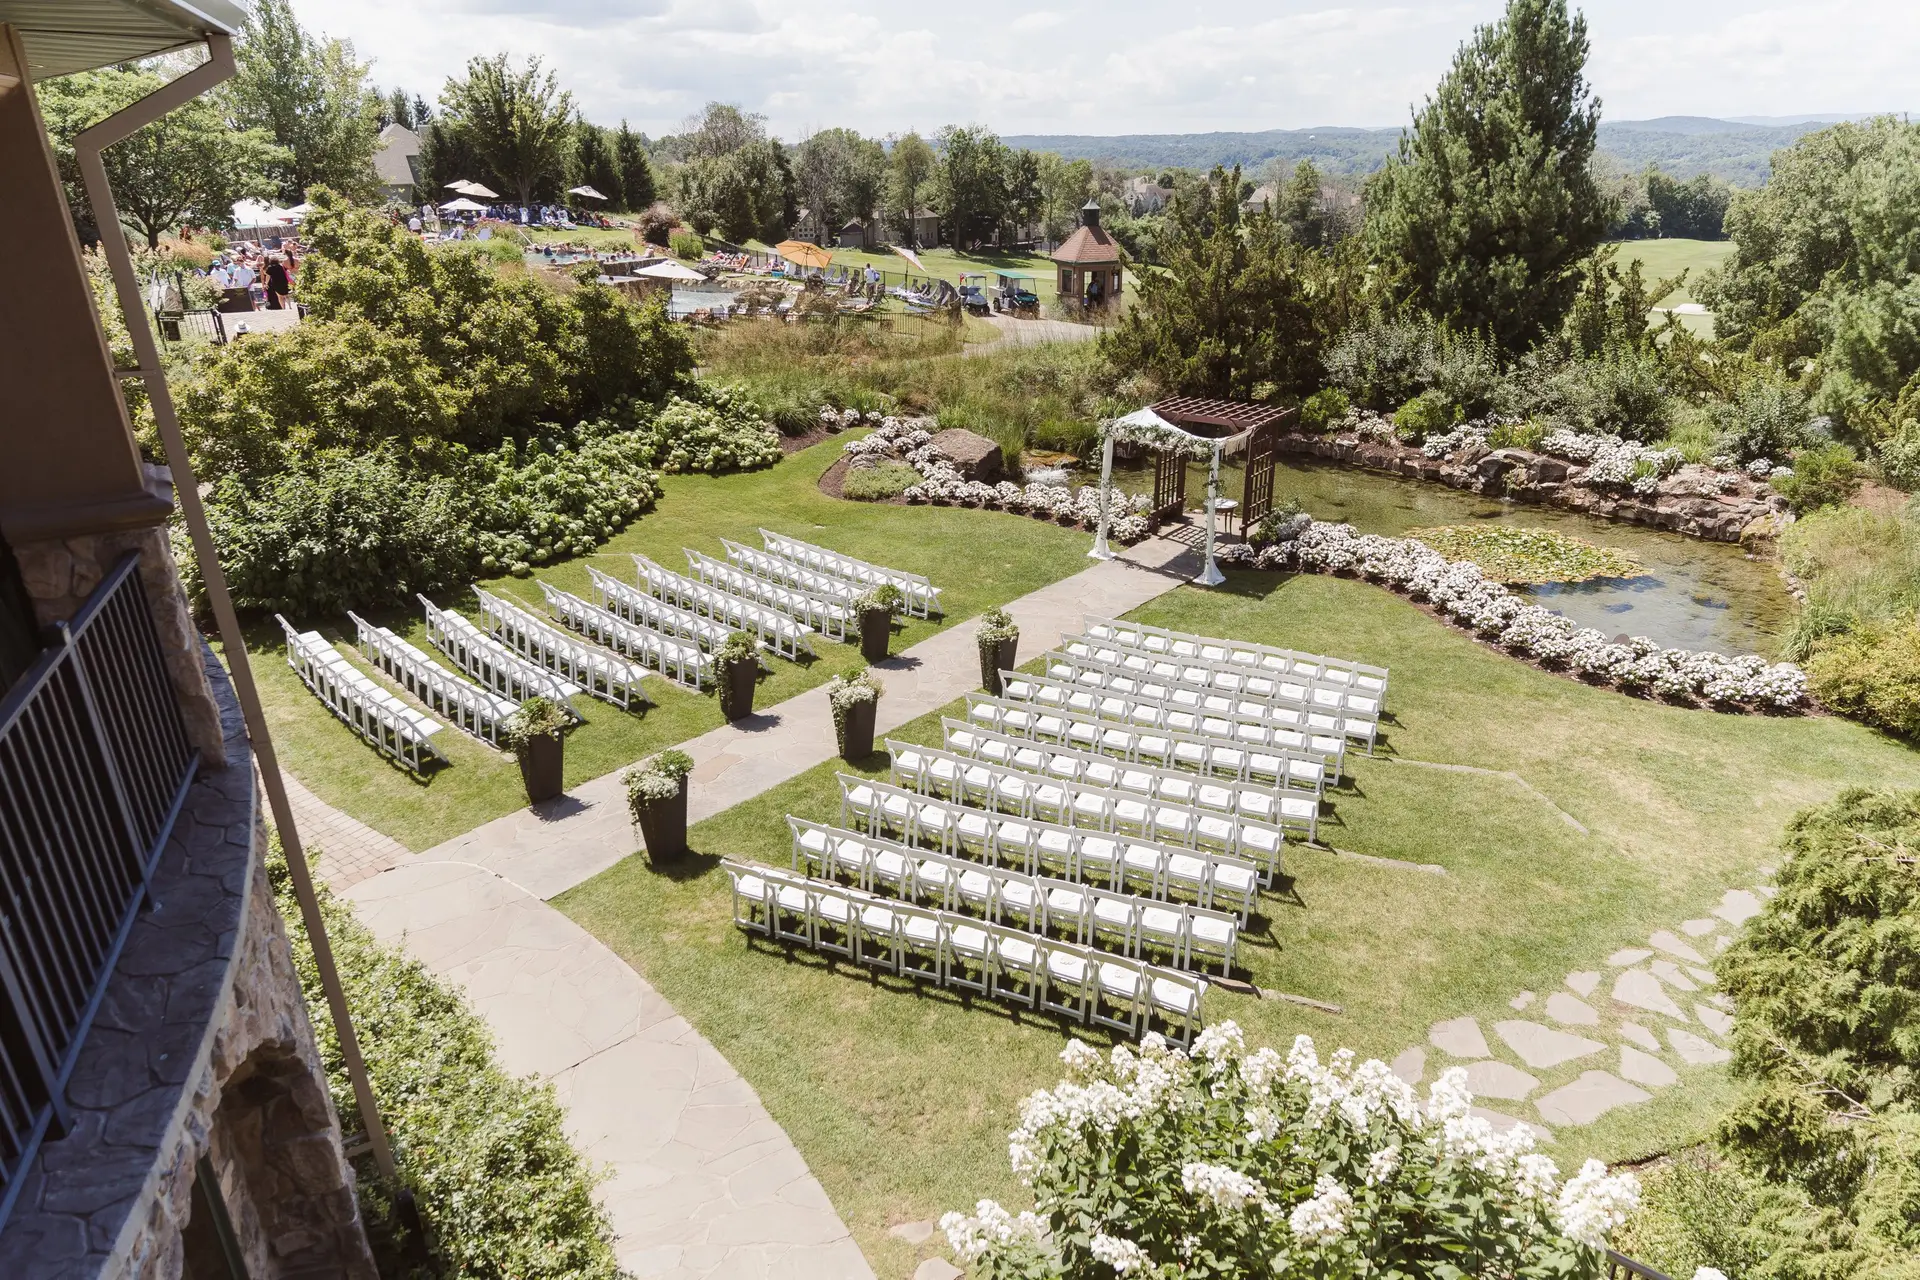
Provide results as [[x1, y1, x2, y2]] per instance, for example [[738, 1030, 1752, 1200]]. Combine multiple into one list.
[[1087, 397, 1295, 585], [1051, 199, 1123, 311]]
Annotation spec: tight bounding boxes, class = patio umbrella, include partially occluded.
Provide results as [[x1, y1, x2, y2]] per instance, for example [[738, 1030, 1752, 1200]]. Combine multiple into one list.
[[568, 185, 609, 201], [438, 197, 487, 213], [889, 244, 927, 273], [636, 260, 708, 282], [231, 198, 290, 226], [462, 182, 500, 199], [774, 239, 832, 269]]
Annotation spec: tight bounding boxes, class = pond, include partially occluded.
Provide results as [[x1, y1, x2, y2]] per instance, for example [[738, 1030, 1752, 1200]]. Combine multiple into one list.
[[1109, 456, 1795, 657]]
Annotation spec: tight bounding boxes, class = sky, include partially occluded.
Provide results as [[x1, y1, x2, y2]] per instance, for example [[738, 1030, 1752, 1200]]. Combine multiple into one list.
[[290, 0, 1920, 139]]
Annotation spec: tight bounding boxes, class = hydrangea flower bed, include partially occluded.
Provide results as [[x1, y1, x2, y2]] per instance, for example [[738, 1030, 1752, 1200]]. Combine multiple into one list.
[[835, 414, 1155, 543], [942, 1024, 1641, 1278], [1216, 519, 1806, 712], [1406, 525, 1644, 585]]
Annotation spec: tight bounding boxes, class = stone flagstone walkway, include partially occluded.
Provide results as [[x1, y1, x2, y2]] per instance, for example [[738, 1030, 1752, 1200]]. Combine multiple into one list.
[[324, 535, 1204, 1278], [1389, 878, 1773, 1142]]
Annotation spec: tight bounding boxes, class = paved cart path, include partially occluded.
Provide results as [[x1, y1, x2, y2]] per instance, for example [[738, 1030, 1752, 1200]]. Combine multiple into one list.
[[321, 536, 1202, 1279]]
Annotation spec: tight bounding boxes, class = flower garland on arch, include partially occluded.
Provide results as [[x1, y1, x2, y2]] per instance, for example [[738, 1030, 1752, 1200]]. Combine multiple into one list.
[[1098, 413, 1219, 462]]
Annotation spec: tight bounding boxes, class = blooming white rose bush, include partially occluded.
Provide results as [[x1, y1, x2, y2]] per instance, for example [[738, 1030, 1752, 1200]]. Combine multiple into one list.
[[841, 417, 1153, 542], [941, 1025, 1640, 1279], [1216, 519, 1808, 712]]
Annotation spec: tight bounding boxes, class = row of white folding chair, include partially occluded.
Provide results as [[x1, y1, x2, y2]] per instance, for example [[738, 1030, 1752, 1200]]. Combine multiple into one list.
[[420, 595, 583, 712], [586, 565, 734, 651], [1084, 615, 1390, 704], [1061, 635, 1380, 720], [886, 736, 1299, 855], [685, 549, 852, 639], [627, 556, 815, 659], [998, 667, 1348, 765], [349, 612, 517, 746], [961, 694, 1343, 785], [838, 771, 1281, 891], [724, 859, 1205, 1043], [787, 819, 1235, 973], [279, 618, 445, 771], [1035, 653, 1378, 755], [473, 588, 649, 710], [932, 720, 1323, 839], [760, 529, 943, 618], [539, 582, 712, 690], [720, 537, 860, 603]]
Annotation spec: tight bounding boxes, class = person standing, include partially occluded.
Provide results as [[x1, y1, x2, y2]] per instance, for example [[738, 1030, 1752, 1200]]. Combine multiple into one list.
[[264, 255, 290, 310]]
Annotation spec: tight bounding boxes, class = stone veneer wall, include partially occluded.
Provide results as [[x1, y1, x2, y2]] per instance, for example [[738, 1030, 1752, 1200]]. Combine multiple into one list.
[[0, 649, 376, 1279], [1274, 431, 1788, 544]]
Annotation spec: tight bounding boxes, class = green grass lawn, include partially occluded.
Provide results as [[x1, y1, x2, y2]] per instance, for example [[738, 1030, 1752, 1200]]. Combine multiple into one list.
[[259, 435, 1096, 850], [1608, 237, 1737, 336], [556, 567, 1920, 1278]]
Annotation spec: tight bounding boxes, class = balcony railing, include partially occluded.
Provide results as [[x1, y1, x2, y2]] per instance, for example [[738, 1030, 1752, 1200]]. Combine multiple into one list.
[[0, 552, 198, 1227], [1609, 1248, 1674, 1279]]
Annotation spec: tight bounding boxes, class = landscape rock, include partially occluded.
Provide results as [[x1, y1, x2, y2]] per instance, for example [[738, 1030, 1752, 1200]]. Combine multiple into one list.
[[1612, 969, 1689, 1022], [1535, 1071, 1652, 1127], [1494, 1021, 1607, 1070], [1429, 1016, 1491, 1059], [1668, 1028, 1733, 1065], [929, 428, 1004, 483], [1619, 1046, 1679, 1088]]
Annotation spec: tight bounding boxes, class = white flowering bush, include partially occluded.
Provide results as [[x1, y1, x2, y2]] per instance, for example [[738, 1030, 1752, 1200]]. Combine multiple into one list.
[[941, 1025, 1639, 1279], [1252, 520, 1808, 712]]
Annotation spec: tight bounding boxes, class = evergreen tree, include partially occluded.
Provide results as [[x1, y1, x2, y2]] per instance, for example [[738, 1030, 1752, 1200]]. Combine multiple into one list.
[[573, 121, 622, 208], [615, 121, 655, 212], [1364, 0, 1610, 350]]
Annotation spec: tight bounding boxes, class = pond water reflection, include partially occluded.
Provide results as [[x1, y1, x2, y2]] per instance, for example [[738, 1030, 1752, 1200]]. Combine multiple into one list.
[[1109, 456, 1794, 657]]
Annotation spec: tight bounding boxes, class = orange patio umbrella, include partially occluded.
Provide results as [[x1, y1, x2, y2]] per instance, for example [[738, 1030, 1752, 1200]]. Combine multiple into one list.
[[774, 239, 832, 269]]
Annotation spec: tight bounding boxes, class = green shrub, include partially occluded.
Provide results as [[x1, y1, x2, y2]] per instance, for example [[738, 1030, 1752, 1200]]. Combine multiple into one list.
[[1391, 388, 1456, 443], [646, 388, 781, 474], [1487, 418, 1548, 451], [1772, 442, 1862, 514], [269, 844, 620, 1280], [1613, 1150, 1774, 1280], [1806, 625, 1920, 737], [842, 462, 919, 501], [1875, 417, 1920, 491], [1298, 387, 1350, 432], [1714, 377, 1817, 463], [669, 230, 704, 260]]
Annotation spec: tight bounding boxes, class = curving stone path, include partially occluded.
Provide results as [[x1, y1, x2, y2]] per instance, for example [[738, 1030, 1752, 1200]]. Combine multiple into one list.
[[1392, 873, 1775, 1140], [307, 535, 1205, 1276]]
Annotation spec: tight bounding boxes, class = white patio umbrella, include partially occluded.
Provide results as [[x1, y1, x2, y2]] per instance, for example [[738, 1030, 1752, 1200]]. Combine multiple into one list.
[[231, 198, 291, 227], [568, 185, 609, 201], [635, 260, 708, 282], [437, 197, 487, 213], [444, 180, 501, 199]]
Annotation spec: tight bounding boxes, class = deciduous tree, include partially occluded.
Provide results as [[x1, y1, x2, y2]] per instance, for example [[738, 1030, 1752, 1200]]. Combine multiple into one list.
[[438, 54, 575, 207], [935, 125, 1009, 249], [1364, 0, 1610, 350], [228, 0, 380, 202], [887, 130, 935, 244]]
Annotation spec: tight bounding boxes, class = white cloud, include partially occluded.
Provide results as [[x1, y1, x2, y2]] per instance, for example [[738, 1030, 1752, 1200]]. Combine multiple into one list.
[[294, 0, 1917, 138]]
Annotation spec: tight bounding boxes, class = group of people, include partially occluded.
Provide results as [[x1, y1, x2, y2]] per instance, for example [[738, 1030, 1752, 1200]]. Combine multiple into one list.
[[208, 242, 296, 311]]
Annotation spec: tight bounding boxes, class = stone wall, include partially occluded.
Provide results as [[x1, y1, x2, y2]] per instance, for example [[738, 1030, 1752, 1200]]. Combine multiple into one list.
[[0, 650, 376, 1279], [10, 506, 223, 762], [1275, 431, 1788, 544]]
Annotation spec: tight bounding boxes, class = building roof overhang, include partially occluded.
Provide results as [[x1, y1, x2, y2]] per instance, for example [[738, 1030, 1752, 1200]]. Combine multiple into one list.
[[1, 0, 246, 81]]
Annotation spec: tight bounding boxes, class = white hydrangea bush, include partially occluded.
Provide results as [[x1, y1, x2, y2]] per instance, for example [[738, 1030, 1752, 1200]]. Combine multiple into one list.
[[941, 1025, 1640, 1280], [1244, 520, 1807, 712], [842, 416, 1152, 542]]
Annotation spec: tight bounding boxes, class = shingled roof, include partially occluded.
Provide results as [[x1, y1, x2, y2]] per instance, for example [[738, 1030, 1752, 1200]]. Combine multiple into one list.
[[1051, 223, 1120, 265]]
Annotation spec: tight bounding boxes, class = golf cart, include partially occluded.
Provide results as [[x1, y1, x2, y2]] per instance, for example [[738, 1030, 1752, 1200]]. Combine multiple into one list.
[[994, 271, 1041, 315], [956, 272, 993, 316]]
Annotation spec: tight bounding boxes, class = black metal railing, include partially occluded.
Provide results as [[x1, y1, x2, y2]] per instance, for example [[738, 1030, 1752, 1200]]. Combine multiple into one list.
[[0, 553, 198, 1228], [155, 308, 228, 346], [1608, 1248, 1674, 1279]]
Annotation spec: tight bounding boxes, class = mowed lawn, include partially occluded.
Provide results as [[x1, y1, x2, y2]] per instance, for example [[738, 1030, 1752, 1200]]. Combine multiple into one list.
[[255, 435, 1095, 850], [1608, 237, 1737, 335], [556, 567, 1920, 1279]]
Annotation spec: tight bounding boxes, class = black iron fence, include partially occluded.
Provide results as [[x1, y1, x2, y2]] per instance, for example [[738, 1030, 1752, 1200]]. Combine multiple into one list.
[[1608, 1249, 1673, 1279], [0, 553, 198, 1227], [156, 308, 227, 345]]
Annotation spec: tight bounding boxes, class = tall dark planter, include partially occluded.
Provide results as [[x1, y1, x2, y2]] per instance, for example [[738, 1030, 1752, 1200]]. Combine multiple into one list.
[[978, 636, 1019, 696], [517, 733, 565, 802], [719, 657, 757, 721], [838, 698, 877, 760], [637, 779, 689, 866], [859, 608, 891, 662]]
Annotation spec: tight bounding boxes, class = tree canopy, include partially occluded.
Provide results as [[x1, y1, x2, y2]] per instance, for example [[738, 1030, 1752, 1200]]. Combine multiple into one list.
[[1364, 0, 1610, 351], [888, 131, 936, 244], [437, 54, 575, 207], [228, 0, 381, 203]]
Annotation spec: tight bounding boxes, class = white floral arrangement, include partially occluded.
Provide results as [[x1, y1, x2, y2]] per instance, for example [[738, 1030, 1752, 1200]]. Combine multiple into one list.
[[1249, 520, 1807, 712], [941, 1024, 1641, 1277], [1334, 408, 1397, 444], [1418, 414, 1525, 459], [1099, 413, 1216, 461], [818, 405, 884, 432]]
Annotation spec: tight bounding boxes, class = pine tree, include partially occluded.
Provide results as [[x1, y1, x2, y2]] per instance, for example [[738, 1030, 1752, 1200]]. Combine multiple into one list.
[[616, 121, 655, 212], [1364, 0, 1611, 350]]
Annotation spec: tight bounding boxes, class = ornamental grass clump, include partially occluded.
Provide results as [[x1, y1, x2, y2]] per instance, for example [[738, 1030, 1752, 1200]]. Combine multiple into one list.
[[942, 1023, 1640, 1279], [1408, 525, 1643, 585]]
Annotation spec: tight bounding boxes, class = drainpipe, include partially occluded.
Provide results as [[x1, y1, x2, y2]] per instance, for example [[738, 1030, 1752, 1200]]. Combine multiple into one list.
[[72, 33, 397, 1187]]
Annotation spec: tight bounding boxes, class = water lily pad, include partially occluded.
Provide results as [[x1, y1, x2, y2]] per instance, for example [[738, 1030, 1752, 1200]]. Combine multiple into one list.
[[1408, 525, 1644, 584]]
